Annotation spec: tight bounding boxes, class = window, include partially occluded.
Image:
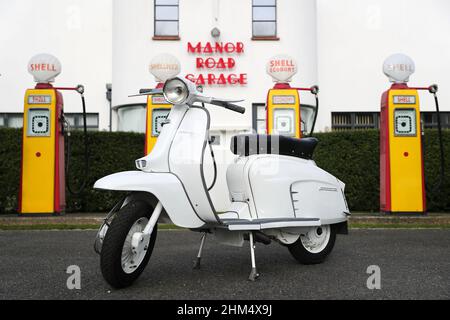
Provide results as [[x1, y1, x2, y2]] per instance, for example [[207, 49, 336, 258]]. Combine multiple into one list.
[[252, 103, 267, 134], [421, 112, 450, 129], [64, 113, 99, 131], [332, 112, 380, 131], [332, 111, 450, 131], [154, 0, 179, 39], [252, 0, 278, 39], [0, 113, 24, 128], [115, 104, 147, 133]]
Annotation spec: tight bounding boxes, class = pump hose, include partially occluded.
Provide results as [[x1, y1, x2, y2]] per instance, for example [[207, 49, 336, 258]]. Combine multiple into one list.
[[426, 93, 445, 194], [65, 94, 89, 195], [309, 93, 319, 137]]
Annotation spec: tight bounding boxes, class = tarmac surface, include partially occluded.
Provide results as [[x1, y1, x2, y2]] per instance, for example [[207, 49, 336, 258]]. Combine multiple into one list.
[[0, 229, 449, 300]]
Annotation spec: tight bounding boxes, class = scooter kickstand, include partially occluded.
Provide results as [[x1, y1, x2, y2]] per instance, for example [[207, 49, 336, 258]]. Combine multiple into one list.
[[248, 232, 260, 281], [193, 233, 207, 270]]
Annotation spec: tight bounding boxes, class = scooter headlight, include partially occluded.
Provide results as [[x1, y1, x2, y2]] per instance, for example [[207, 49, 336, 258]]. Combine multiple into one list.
[[163, 77, 189, 105]]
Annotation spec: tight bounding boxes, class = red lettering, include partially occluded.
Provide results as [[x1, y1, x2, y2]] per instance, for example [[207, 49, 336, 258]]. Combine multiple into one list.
[[224, 43, 235, 53], [204, 42, 213, 54], [187, 42, 202, 53], [205, 58, 216, 69], [236, 42, 244, 53], [196, 58, 205, 68], [227, 58, 236, 69], [217, 74, 227, 85]]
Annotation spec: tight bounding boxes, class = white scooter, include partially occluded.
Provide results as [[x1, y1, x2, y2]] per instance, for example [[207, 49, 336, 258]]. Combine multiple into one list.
[[93, 77, 350, 288]]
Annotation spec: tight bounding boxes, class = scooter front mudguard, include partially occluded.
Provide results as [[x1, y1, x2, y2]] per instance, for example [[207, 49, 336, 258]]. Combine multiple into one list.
[[94, 171, 206, 229]]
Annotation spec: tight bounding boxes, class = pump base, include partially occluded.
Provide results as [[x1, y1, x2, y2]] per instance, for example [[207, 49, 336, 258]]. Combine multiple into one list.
[[18, 211, 65, 217], [380, 211, 427, 216]]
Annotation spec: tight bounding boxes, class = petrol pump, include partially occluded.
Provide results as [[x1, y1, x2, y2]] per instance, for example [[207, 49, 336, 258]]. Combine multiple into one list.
[[265, 55, 319, 138], [380, 53, 445, 215], [143, 54, 181, 155], [19, 53, 88, 215]]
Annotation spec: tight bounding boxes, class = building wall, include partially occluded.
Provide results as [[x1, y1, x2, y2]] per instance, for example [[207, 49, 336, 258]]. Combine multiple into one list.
[[0, 0, 112, 130], [316, 0, 450, 131], [112, 0, 318, 132]]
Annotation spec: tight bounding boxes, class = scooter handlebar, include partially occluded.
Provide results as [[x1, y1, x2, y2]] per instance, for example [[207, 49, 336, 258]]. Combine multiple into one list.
[[210, 99, 246, 114]]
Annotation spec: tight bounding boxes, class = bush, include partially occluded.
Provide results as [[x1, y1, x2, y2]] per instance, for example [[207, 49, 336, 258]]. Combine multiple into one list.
[[0, 128, 448, 213]]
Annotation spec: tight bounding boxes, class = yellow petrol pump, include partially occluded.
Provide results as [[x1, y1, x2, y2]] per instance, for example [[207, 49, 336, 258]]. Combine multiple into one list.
[[144, 83, 172, 154], [19, 54, 88, 215], [143, 54, 181, 155], [266, 55, 319, 138], [380, 54, 444, 214]]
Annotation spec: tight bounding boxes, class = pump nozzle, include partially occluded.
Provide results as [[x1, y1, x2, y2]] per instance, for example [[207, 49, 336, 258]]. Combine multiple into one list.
[[429, 84, 438, 94], [76, 85, 85, 95]]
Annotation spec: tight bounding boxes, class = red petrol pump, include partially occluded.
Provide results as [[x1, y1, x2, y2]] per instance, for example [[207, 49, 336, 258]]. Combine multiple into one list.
[[142, 54, 180, 155], [19, 53, 88, 215], [265, 55, 319, 138], [380, 53, 445, 214]]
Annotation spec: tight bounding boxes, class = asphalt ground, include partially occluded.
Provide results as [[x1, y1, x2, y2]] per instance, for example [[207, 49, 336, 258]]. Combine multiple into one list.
[[0, 229, 449, 300]]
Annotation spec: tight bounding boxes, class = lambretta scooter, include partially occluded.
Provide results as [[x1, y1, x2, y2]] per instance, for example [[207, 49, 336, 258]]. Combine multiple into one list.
[[93, 77, 350, 288]]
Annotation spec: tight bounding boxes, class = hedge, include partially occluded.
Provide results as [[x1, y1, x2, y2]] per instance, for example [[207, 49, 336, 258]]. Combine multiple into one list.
[[0, 128, 449, 213]]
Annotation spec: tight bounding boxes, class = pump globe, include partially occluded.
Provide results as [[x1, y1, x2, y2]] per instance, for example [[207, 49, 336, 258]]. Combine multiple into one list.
[[149, 53, 181, 83], [383, 53, 415, 83], [28, 53, 62, 83]]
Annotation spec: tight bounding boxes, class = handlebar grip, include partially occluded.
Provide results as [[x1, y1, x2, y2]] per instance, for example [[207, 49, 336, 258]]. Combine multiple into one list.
[[139, 88, 153, 94], [224, 102, 246, 114], [210, 99, 246, 114]]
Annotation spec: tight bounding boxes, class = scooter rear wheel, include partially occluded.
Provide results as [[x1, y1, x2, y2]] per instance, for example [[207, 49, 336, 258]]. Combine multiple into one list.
[[287, 225, 336, 264], [100, 200, 158, 288]]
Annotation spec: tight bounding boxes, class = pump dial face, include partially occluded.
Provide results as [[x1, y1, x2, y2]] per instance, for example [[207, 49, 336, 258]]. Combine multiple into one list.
[[394, 109, 417, 136], [152, 108, 171, 137], [27, 109, 51, 137], [273, 108, 295, 137]]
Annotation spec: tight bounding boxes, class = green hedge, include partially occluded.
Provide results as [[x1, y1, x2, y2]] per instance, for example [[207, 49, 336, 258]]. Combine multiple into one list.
[[0, 128, 449, 213]]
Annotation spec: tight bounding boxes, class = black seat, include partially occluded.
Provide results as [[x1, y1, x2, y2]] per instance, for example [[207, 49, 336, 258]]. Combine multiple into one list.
[[230, 134, 319, 160]]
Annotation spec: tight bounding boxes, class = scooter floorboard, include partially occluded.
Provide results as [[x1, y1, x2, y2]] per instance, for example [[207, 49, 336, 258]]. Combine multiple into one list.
[[219, 217, 321, 231]]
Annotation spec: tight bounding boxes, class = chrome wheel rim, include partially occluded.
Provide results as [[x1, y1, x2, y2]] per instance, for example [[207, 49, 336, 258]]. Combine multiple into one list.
[[121, 217, 149, 274], [300, 225, 331, 254]]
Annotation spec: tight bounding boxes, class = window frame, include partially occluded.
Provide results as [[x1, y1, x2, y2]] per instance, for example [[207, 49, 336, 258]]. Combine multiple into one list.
[[252, 0, 279, 41], [0, 113, 23, 128], [153, 0, 180, 40], [252, 103, 267, 134], [64, 113, 100, 131]]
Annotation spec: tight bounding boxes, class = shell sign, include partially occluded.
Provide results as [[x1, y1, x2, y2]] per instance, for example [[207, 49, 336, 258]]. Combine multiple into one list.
[[28, 53, 62, 83], [266, 54, 298, 83], [149, 53, 181, 82]]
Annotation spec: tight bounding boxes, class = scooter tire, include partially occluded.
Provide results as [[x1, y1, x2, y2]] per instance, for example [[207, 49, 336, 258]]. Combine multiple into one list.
[[287, 225, 337, 265], [100, 200, 158, 289]]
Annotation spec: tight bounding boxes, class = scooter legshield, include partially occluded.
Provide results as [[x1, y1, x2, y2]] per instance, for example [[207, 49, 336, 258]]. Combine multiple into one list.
[[94, 171, 206, 229]]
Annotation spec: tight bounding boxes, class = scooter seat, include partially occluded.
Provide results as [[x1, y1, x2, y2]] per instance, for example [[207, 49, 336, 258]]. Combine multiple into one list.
[[230, 134, 319, 160]]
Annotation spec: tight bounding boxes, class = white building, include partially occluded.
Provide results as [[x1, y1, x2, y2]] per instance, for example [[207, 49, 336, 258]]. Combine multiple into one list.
[[1, 0, 449, 133], [0, 0, 112, 130]]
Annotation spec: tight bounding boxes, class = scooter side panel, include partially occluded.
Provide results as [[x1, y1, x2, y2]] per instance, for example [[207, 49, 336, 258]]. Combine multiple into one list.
[[93, 171, 206, 229], [245, 155, 348, 224]]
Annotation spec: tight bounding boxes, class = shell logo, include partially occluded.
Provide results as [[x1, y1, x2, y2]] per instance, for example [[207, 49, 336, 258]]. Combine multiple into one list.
[[383, 53, 415, 83], [28, 53, 62, 83], [149, 53, 181, 82], [266, 54, 298, 83]]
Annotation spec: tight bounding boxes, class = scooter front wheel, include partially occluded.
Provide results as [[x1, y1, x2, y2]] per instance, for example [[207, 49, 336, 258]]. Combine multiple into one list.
[[100, 200, 158, 288], [287, 225, 336, 265]]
